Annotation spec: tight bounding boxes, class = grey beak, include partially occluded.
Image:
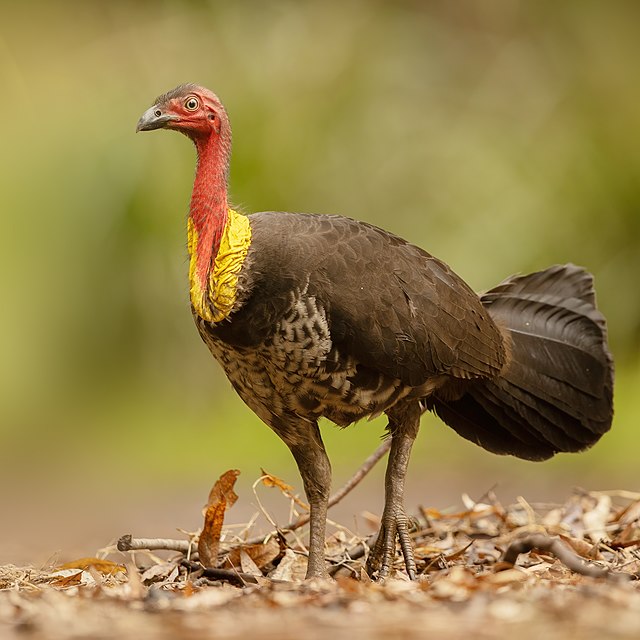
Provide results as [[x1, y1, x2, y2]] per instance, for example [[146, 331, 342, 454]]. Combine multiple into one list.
[[136, 106, 178, 132]]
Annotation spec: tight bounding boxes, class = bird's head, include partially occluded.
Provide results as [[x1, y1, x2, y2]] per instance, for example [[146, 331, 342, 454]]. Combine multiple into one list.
[[136, 84, 229, 143]]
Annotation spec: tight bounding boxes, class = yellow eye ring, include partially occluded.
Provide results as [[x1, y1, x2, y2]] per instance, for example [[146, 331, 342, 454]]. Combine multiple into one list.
[[184, 97, 199, 111]]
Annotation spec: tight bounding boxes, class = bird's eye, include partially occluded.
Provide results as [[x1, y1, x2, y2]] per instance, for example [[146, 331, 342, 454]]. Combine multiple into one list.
[[184, 97, 199, 111]]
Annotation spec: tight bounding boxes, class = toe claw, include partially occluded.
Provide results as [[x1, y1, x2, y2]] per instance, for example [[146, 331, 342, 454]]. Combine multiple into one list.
[[366, 510, 418, 580]]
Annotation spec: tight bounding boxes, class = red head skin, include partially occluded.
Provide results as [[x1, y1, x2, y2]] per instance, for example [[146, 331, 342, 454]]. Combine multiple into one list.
[[138, 84, 232, 292]]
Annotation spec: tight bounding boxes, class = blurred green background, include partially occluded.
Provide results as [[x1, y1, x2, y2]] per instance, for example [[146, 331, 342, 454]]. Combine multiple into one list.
[[1, 1, 639, 562]]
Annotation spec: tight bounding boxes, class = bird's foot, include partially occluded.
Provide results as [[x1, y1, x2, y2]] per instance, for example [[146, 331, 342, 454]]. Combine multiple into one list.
[[366, 508, 417, 580]]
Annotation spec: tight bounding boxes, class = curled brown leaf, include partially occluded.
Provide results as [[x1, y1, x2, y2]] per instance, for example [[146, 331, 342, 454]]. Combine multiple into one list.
[[198, 469, 241, 568]]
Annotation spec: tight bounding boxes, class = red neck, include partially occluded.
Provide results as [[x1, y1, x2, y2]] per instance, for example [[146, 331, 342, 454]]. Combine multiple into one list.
[[189, 132, 231, 285]]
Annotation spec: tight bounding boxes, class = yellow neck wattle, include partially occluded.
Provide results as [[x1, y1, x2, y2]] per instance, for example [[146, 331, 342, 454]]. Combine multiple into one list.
[[187, 209, 252, 323]]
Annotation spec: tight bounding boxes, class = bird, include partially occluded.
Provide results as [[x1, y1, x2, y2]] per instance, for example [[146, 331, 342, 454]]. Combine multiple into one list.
[[136, 84, 614, 580]]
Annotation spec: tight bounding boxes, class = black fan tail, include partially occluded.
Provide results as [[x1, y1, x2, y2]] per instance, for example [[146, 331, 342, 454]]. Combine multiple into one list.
[[428, 264, 614, 461]]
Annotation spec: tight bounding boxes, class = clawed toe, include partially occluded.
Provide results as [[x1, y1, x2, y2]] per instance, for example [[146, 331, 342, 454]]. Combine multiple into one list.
[[366, 511, 417, 580]]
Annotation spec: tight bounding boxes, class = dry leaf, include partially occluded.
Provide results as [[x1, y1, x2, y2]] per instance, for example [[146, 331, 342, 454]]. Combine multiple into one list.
[[260, 469, 308, 510], [140, 562, 179, 584], [268, 549, 307, 582], [198, 500, 228, 567], [558, 534, 603, 560], [482, 568, 528, 587], [414, 545, 448, 557], [225, 539, 280, 570], [615, 499, 640, 525], [57, 558, 125, 575], [430, 567, 475, 601], [583, 495, 611, 542], [260, 469, 294, 493], [50, 571, 85, 588], [445, 542, 474, 562], [420, 507, 443, 519], [125, 562, 146, 599], [198, 469, 240, 568], [611, 522, 640, 547], [239, 550, 262, 577], [205, 469, 240, 511]]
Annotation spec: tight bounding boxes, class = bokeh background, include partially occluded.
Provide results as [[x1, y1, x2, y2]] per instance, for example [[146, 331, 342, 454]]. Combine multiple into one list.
[[2, 0, 639, 564]]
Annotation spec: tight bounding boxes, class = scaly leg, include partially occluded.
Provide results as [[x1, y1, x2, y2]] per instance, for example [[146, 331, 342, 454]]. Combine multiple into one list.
[[367, 401, 420, 580], [288, 423, 332, 579]]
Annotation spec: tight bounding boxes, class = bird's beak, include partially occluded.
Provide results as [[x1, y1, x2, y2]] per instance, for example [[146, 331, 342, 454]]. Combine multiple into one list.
[[136, 106, 179, 132]]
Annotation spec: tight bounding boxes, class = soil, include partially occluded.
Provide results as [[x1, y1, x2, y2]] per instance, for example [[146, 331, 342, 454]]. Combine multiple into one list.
[[2, 485, 640, 639]]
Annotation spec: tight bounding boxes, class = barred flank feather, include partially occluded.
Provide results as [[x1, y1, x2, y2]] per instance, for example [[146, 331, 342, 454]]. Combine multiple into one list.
[[428, 265, 614, 460]]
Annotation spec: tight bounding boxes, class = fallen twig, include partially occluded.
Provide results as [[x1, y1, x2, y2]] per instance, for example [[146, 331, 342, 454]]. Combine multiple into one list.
[[328, 534, 377, 577], [500, 533, 631, 582], [181, 560, 296, 586], [610, 539, 640, 550], [181, 560, 260, 586], [117, 535, 193, 554], [326, 439, 392, 512]]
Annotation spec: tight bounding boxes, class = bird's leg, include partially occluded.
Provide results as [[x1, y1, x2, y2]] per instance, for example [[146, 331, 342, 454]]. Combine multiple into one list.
[[288, 423, 332, 580], [367, 401, 420, 580]]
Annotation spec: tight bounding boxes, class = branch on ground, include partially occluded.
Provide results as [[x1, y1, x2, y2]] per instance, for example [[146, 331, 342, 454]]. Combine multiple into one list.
[[500, 533, 630, 582]]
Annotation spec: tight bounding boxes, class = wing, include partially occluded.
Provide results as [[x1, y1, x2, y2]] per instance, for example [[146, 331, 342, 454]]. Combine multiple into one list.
[[216, 211, 506, 387]]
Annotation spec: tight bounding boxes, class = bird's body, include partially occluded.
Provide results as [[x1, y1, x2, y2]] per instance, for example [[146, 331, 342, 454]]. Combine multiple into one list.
[[196, 210, 504, 439], [137, 85, 614, 579]]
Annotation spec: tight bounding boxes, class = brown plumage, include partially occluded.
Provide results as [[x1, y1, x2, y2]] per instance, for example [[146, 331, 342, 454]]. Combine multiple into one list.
[[137, 85, 614, 580]]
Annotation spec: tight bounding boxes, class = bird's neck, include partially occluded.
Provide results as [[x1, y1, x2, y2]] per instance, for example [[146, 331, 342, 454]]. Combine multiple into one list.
[[189, 135, 230, 284], [188, 134, 251, 323]]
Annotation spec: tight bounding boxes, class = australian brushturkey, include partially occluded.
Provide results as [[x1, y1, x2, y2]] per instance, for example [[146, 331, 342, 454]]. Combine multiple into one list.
[[137, 84, 614, 580]]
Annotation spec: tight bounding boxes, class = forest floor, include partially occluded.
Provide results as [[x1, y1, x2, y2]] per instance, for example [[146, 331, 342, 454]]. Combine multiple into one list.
[[2, 469, 640, 640]]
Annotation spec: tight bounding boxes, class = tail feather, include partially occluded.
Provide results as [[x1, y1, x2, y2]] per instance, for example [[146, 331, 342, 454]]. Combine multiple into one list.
[[428, 264, 614, 461], [483, 263, 597, 307], [431, 389, 560, 460]]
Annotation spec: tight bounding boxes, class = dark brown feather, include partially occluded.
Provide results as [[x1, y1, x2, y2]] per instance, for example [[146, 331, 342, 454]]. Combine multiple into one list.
[[428, 265, 613, 460], [219, 211, 506, 386]]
